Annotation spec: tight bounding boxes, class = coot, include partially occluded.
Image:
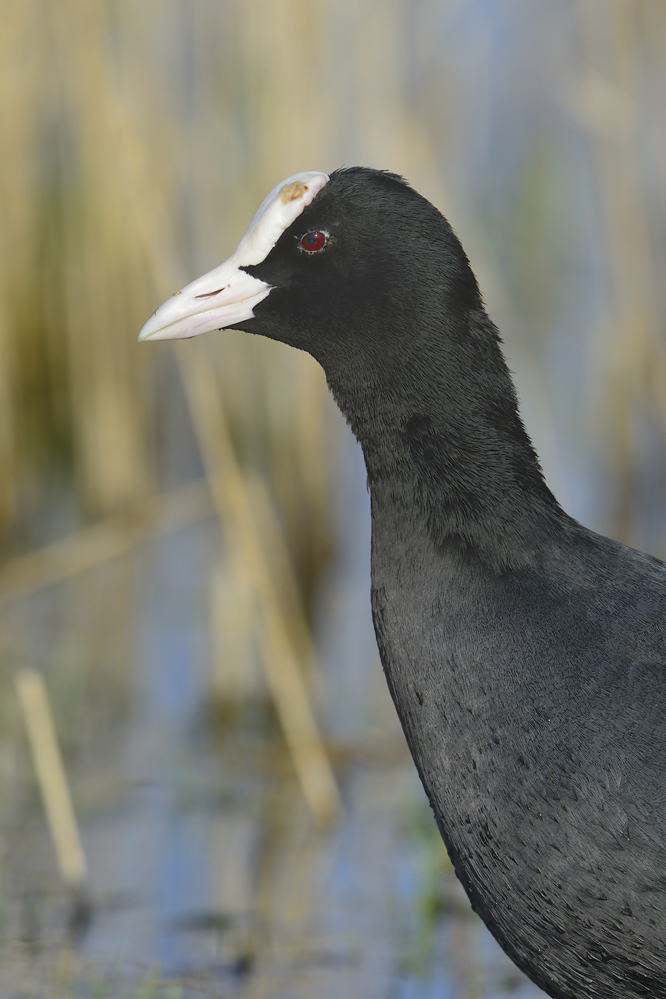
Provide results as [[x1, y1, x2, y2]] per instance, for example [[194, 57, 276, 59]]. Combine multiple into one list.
[[140, 168, 666, 999]]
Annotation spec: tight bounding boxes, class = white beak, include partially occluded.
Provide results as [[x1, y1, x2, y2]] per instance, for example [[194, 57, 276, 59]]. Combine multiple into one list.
[[139, 171, 329, 342]]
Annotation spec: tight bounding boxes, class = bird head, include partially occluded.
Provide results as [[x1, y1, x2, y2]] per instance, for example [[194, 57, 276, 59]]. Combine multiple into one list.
[[139, 167, 556, 561], [139, 167, 482, 383]]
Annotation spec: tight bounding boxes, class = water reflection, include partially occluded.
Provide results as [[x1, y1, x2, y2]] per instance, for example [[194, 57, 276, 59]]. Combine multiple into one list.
[[0, 448, 545, 997]]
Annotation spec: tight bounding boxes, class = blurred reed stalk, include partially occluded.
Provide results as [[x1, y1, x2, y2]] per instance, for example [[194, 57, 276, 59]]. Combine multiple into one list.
[[576, 0, 666, 545], [50, 0, 155, 515], [178, 343, 342, 826], [0, 0, 43, 548], [15, 669, 88, 896]]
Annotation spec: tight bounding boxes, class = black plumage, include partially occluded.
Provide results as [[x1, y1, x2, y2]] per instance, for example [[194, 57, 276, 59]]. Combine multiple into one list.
[[143, 167, 666, 998]]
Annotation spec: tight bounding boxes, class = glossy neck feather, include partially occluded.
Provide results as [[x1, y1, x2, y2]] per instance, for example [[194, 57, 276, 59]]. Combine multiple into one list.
[[323, 308, 565, 574]]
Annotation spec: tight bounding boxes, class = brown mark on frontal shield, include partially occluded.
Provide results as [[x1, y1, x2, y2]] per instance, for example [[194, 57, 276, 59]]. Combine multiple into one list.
[[280, 180, 311, 204]]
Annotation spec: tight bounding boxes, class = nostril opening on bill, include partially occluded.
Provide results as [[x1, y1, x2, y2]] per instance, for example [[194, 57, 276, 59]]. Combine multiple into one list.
[[193, 286, 228, 300]]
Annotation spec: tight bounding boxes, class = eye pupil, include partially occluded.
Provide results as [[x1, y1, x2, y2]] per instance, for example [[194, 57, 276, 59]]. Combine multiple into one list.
[[300, 231, 326, 253]]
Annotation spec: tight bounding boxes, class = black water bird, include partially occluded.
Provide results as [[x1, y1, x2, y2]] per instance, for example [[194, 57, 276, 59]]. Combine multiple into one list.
[[140, 167, 666, 998]]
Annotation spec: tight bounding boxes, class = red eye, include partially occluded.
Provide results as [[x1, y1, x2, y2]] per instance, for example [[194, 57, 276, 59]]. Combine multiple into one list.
[[299, 230, 327, 253]]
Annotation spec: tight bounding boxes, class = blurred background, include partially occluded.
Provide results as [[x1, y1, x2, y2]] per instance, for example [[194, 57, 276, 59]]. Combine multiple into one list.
[[1, 0, 665, 995]]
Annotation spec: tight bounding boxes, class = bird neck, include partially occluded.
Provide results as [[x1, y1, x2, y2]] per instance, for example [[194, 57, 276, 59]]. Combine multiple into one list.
[[326, 312, 564, 572]]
